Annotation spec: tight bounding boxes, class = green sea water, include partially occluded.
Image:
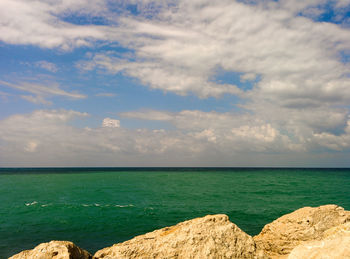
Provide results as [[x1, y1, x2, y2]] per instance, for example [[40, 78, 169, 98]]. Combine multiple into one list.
[[0, 168, 349, 258]]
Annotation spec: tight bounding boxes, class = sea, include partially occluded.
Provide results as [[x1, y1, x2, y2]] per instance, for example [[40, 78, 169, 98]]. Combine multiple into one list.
[[0, 167, 349, 258]]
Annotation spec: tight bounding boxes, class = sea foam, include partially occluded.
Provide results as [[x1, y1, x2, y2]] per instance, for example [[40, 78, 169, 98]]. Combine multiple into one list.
[[25, 201, 38, 206]]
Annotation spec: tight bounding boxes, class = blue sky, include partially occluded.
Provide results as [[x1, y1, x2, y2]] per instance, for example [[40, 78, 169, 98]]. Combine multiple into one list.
[[0, 0, 350, 167]]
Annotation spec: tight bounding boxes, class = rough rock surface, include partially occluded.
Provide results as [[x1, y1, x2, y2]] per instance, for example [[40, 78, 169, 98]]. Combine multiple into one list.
[[287, 222, 350, 259], [94, 214, 267, 259], [254, 205, 350, 258], [9, 205, 350, 259], [9, 240, 92, 259]]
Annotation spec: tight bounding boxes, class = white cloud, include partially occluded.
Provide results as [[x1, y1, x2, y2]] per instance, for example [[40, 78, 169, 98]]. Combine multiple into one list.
[[73, 0, 350, 101], [24, 141, 39, 152], [2, 0, 350, 99], [0, 109, 89, 154], [194, 129, 217, 143], [20, 95, 51, 105], [102, 118, 120, 128], [77, 53, 244, 98], [0, 80, 86, 104], [120, 109, 174, 121], [0, 109, 349, 166], [0, 0, 110, 50], [0, 109, 197, 166], [336, 0, 350, 8], [240, 73, 257, 82], [231, 124, 277, 143], [120, 109, 287, 151], [1, 1, 350, 165], [120, 108, 350, 152], [35, 61, 58, 72], [311, 120, 350, 151]]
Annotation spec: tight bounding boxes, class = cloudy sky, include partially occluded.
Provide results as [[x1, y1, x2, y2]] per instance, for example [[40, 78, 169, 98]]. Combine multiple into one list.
[[1, 0, 350, 167]]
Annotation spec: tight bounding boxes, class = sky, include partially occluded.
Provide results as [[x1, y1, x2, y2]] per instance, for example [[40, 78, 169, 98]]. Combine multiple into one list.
[[0, 0, 350, 167]]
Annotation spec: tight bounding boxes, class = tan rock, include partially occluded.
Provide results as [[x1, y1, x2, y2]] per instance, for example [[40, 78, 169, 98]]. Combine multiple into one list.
[[9, 240, 92, 259], [254, 205, 350, 258], [94, 214, 268, 259], [288, 222, 350, 259]]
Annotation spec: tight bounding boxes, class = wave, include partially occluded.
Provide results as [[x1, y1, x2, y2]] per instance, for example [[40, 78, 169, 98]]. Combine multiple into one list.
[[25, 201, 51, 207], [114, 204, 134, 208], [25, 201, 38, 206], [25, 202, 134, 208]]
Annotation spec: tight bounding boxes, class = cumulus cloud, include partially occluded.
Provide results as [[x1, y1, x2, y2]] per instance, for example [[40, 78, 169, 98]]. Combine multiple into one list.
[[0, 0, 112, 49], [0, 0, 172, 50], [120, 109, 289, 152], [0, 110, 88, 155], [120, 108, 350, 153], [102, 118, 120, 128], [2, 0, 350, 99], [77, 53, 244, 98], [0, 109, 201, 166], [231, 124, 277, 143], [1, 0, 350, 165], [0, 109, 350, 166], [73, 0, 350, 102], [313, 121, 350, 151]]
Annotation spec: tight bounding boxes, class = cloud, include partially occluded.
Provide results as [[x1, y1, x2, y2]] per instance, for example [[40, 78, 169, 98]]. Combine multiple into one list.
[[1, 1, 350, 166], [0, 80, 86, 104], [0, 109, 350, 166], [34, 61, 58, 72], [77, 52, 244, 98], [20, 95, 51, 105], [95, 92, 116, 97], [194, 129, 217, 143], [0, 109, 88, 151], [120, 108, 350, 152], [312, 121, 350, 151], [73, 0, 350, 101], [0, 0, 111, 50], [121, 110, 288, 150], [102, 117, 120, 128], [231, 124, 277, 143], [275, 0, 350, 23], [24, 141, 39, 152], [0, 109, 199, 166], [120, 109, 174, 121], [2, 0, 350, 99]]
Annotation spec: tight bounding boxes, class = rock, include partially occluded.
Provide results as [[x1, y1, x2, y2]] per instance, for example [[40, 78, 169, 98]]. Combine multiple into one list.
[[287, 222, 350, 259], [9, 240, 92, 259], [94, 214, 267, 259], [254, 205, 350, 258], [10, 205, 350, 259]]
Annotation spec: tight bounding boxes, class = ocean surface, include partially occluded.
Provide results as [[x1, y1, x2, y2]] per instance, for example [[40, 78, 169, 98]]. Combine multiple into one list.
[[0, 168, 349, 258]]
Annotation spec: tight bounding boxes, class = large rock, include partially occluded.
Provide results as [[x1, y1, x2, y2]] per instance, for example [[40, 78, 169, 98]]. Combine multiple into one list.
[[254, 205, 350, 258], [94, 214, 267, 259], [9, 240, 92, 259], [288, 222, 350, 259]]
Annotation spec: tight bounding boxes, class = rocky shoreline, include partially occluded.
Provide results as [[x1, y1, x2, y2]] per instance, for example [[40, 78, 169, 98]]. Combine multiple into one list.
[[9, 205, 350, 259]]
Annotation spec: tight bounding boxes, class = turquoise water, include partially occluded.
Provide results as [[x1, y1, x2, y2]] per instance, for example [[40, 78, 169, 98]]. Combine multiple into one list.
[[0, 168, 349, 258]]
